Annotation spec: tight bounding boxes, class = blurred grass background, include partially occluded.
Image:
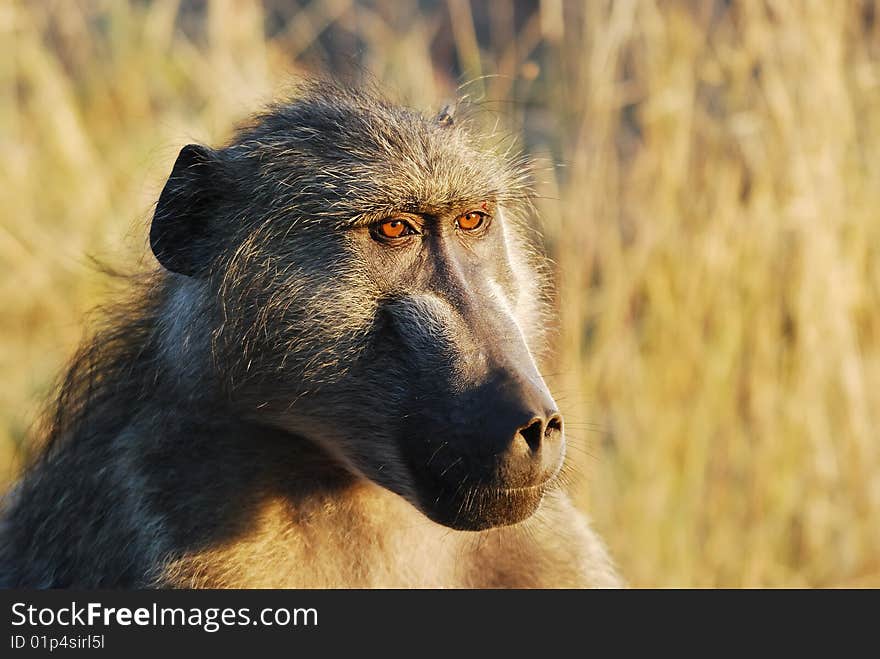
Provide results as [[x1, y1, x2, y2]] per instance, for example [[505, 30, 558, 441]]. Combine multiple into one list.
[[2, 0, 880, 586]]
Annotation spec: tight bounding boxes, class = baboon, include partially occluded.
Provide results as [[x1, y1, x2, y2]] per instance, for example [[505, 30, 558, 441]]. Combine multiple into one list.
[[0, 82, 621, 588]]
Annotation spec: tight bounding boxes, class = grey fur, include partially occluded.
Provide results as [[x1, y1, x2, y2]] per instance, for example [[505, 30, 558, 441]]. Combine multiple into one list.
[[0, 82, 621, 588]]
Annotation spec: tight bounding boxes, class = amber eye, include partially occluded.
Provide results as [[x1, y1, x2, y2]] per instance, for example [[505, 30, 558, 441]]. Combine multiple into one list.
[[375, 219, 411, 240], [456, 211, 486, 232]]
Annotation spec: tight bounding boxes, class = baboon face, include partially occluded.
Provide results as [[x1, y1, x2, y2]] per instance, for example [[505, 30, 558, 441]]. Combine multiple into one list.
[[150, 86, 564, 530]]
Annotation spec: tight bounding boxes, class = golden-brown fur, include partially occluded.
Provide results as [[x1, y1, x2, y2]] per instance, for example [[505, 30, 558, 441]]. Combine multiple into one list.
[[159, 482, 620, 588]]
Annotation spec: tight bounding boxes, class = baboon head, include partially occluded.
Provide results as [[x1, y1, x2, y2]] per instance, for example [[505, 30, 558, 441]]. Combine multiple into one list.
[[150, 83, 563, 530]]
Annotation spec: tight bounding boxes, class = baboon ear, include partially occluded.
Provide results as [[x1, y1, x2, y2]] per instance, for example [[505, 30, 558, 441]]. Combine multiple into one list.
[[150, 144, 224, 277]]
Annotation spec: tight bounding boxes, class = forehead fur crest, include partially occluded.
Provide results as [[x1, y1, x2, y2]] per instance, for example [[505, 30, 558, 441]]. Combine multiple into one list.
[[226, 81, 532, 225]]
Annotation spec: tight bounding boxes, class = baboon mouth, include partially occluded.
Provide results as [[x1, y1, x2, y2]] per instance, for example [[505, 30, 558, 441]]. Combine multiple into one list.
[[396, 444, 563, 531], [496, 482, 550, 494], [414, 478, 549, 531]]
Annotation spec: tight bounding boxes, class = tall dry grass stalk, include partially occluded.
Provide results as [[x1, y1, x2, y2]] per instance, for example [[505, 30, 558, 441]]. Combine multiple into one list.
[[1, 0, 878, 586]]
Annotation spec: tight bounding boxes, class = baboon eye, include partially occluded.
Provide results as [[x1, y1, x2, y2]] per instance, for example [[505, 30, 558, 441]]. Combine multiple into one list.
[[373, 219, 415, 241], [456, 211, 487, 232]]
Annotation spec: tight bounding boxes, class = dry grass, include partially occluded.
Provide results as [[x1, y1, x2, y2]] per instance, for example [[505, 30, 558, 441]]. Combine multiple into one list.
[[2, 0, 879, 587]]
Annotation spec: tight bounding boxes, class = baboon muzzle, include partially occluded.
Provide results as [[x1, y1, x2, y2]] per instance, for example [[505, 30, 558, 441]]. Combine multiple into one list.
[[459, 367, 564, 489], [406, 364, 565, 530], [387, 296, 566, 530]]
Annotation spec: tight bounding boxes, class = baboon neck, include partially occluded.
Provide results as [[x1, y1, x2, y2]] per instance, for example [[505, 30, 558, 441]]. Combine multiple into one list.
[[33, 274, 225, 463]]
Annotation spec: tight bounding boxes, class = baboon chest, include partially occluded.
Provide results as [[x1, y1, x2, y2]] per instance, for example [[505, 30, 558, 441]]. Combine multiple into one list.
[[158, 484, 542, 588]]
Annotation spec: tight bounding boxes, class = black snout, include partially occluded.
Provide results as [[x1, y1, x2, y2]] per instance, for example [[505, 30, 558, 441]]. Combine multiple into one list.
[[398, 364, 567, 529], [383, 294, 566, 529], [471, 373, 565, 490], [400, 369, 565, 530]]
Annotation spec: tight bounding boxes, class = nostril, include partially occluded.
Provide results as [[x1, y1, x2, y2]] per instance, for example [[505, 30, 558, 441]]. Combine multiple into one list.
[[546, 414, 563, 437], [518, 418, 544, 452]]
